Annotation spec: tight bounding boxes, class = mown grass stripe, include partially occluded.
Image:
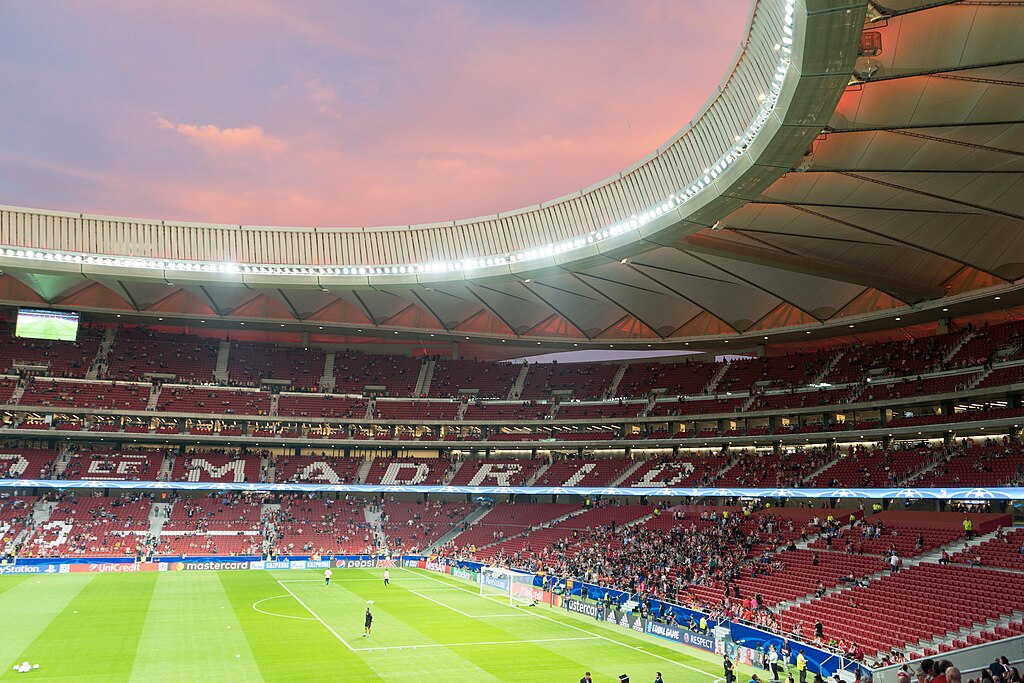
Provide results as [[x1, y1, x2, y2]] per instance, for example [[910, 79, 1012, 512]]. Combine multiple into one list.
[[1, 573, 157, 682]]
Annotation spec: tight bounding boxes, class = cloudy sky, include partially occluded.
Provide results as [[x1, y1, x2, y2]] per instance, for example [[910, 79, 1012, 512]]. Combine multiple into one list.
[[0, 0, 749, 228]]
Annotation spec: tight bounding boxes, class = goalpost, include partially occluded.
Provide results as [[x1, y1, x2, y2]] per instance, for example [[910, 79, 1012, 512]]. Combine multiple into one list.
[[479, 566, 539, 607]]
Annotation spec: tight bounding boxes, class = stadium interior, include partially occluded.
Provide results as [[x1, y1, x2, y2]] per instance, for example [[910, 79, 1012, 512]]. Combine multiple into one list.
[[1, 0, 1023, 681]]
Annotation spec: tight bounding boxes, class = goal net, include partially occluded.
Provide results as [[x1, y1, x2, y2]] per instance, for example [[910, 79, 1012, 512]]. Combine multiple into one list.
[[479, 566, 539, 606]]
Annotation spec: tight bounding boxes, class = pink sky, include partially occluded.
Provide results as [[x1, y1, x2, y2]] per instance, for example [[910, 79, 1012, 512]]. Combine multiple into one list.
[[0, 1, 750, 228]]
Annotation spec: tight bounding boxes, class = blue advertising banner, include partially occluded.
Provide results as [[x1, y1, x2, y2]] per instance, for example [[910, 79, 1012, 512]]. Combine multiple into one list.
[[0, 477, 1019, 500]]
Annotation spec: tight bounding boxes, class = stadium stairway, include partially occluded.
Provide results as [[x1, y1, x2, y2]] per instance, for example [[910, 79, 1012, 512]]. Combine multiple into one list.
[[157, 453, 174, 480], [606, 365, 628, 399], [213, 340, 231, 383], [51, 449, 72, 478], [413, 359, 434, 397], [363, 503, 384, 545], [268, 394, 279, 417], [810, 350, 845, 385], [443, 459, 465, 485], [798, 451, 846, 486], [146, 384, 162, 411], [319, 352, 336, 392], [8, 377, 26, 405], [702, 362, 732, 395], [508, 364, 529, 400], [608, 459, 648, 487], [355, 458, 373, 484], [86, 328, 116, 380], [30, 499, 55, 525], [425, 505, 490, 552], [903, 457, 945, 485], [148, 503, 171, 536], [523, 461, 550, 486]]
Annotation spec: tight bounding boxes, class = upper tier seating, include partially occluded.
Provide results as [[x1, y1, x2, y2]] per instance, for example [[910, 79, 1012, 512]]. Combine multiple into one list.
[[859, 372, 979, 402], [277, 393, 367, 418], [429, 358, 520, 398], [170, 453, 262, 483], [362, 457, 451, 486], [620, 455, 728, 488], [227, 342, 325, 390], [535, 459, 631, 487], [977, 364, 1024, 389], [463, 402, 551, 421], [616, 361, 718, 399], [0, 448, 58, 479], [519, 362, 618, 400], [555, 401, 645, 420], [61, 450, 164, 481], [273, 455, 361, 485], [0, 323, 101, 377], [333, 351, 420, 396], [18, 378, 149, 411], [825, 332, 964, 383], [157, 385, 271, 415], [810, 446, 932, 488], [374, 400, 459, 421], [449, 459, 535, 487], [946, 321, 1024, 369], [106, 328, 218, 383], [716, 351, 834, 393]]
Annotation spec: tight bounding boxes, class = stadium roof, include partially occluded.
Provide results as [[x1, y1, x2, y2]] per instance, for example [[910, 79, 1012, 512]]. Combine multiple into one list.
[[0, 0, 1021, 351]]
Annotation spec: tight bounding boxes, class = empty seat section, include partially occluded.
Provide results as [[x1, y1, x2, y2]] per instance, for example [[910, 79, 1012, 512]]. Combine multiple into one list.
[[277, 393, 366, 418], [333, 351, 421, 396], [0, 323, 101, 378], [157, 385, 271, 415], [429, 358, 520, 398], [19, 378, 149, 410], [106, 329, 218, 382], [616, 360, 718, 399], [228, 342, 326, 390]]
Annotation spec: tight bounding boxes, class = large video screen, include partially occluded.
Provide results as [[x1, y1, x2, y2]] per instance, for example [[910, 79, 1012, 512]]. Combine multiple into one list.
[[15, 309, 80, 342]]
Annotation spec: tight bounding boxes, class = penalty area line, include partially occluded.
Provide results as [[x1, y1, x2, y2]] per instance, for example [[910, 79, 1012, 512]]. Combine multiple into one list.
[[276, 579, 356, 652], [408, 589, 530, 618]]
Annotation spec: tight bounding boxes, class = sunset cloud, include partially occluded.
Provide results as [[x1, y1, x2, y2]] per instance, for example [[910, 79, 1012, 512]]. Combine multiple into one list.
[[0, 0, 749, 228], [154, 117, 286, 154]]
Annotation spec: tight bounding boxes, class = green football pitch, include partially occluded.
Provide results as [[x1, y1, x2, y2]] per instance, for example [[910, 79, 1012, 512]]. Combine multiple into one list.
[[0, 567, 757, 682]]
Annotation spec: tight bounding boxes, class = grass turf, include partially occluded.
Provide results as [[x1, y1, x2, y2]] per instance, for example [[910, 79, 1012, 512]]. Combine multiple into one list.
[[0, 567, 759, 682]]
